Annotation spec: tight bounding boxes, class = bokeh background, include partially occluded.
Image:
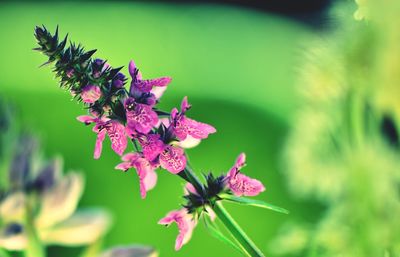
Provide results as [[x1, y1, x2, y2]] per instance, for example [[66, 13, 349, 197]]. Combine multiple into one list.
[[0, 1, 331, 256]]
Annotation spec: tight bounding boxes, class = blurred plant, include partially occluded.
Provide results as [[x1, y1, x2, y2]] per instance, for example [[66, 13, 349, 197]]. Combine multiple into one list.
[[0, 101, 157, 257], [271, 0, 400, 256], [33, 26, 288, 257]]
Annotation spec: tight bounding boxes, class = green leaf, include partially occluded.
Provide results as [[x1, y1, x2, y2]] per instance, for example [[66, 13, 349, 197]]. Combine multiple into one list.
[[203, 216, 245, 255], [219, 193, 289, 214]]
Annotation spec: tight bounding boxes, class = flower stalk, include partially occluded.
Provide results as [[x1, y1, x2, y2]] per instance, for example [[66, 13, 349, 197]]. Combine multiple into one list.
[[34, 25, 287, 256], [213, 202, 265, 257]]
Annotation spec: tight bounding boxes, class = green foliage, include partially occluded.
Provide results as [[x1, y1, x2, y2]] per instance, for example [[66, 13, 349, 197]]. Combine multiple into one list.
[[272, 1, 400, 256]]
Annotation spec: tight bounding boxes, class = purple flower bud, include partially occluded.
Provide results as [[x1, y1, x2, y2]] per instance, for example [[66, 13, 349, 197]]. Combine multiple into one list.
[[81, 85, 102, 104], [112, 73, 126, 88]]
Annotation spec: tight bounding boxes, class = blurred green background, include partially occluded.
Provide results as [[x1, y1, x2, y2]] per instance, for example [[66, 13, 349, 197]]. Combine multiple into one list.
[[0, 1, 323, 256]]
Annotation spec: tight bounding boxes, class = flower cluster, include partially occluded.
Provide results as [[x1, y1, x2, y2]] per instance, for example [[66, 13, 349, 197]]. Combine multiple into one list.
[[34, 26, 280, 253]]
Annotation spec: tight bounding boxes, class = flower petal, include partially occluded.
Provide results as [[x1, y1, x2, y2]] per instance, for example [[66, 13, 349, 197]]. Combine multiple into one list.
[[159, 146, 186, 174], [105, 121, 128, 156], [36, 173, 84, 228], [126, 103, 158, 134], [138, 134, 164, 161], [227, 173, 265, 197], [173, 116, 216, 141], [39, 208, 111, 246], [180, 96, 191, 113], [99, 245, 158, 257], [151, 85, 168, 100], [94, 129, 106, 159], [158, 209, 196, 251], [128, 60, 137, 78], [77, 115, 97, 125], [177, 135, 201, 149], [135, 158, 158, 199]]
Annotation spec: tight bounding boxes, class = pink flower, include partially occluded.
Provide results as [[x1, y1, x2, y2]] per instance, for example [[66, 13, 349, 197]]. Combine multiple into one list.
[[125, 97, 158, 136], [136, 133, 187, 174], [137, 134, 164, 161], [158, 209, 196, 251], [225, 153, 265, 197], [159, 145, 187, 174], [171, 97, 216, 141], [128, 60, 172, 95], [77, 115, 127, 159], [115, 153, 157, 199], [80, 85, 102, 103]]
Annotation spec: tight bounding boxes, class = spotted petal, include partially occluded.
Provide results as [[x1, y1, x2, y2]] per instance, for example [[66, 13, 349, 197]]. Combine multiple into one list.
[[174, 116, 216, 141], [138, 134, 164, 161], [227, 173, 265, 197], [126, 103, 158, 134], [105, 121, 128, 156], [159, 146, 186, 174]]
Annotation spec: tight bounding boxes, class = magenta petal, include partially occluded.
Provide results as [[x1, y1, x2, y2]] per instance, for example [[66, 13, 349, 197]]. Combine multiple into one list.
[[228, 173, 265, 197], [180, 96, 191, 113], [138, 134, 165, 161], [94, 129, 106, 159], [185, 117, 216, 139], [105, 121, 127, 156], [135, 158, 158, 199], [126, 103, 158, 134], [115, 162, 133, 171], [174, 116, 216, 141], [77, 115, 96, 125], [235, 153, 246, 169], [128, 60, 137, 77], [135, 77, 172, 93], [158, 209, 196, 251], [159, 146, 186, 174], [139, 168, 157, 199]]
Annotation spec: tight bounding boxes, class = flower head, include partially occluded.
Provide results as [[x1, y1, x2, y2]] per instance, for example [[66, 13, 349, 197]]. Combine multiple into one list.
[[124, 97, 158, 136], [170, 97, 216, 142], [225, 153, 265, 197], [128, 60, 172, 95], [77, 114, 127, 159]]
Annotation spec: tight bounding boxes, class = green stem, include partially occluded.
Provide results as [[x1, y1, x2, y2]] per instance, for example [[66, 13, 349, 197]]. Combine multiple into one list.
[[24, 198, 45, 257], [177, 167, 265, 257], [213, 202, 265, 257]]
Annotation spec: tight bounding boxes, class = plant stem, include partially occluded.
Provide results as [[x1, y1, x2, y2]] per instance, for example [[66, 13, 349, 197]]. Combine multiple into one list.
[[177, 167, 265, 257], [213, 202, 265, 257], [24, 198, 45, 257]]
